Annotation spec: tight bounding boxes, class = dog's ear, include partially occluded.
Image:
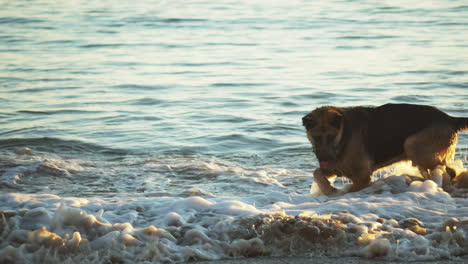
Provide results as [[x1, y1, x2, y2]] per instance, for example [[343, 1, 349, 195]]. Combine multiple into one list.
[[302, 115, 316, 128], [330, 114, 342, 129]]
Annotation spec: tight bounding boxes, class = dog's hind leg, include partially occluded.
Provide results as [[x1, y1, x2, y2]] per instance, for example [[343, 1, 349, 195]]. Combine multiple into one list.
[[429, 165, 454, 190], [404, 124, 458, 190]]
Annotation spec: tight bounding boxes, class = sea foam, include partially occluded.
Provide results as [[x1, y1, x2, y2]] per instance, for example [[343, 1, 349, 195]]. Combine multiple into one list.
[[1, 160, 467, 263]]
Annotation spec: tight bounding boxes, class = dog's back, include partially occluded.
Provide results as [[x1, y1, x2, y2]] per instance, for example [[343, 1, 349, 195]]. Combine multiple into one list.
[[365, 104, 456, 167]]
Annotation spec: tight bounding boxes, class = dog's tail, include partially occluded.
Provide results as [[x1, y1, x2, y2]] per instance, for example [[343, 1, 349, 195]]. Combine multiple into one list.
[[452, 117, 468, 132]]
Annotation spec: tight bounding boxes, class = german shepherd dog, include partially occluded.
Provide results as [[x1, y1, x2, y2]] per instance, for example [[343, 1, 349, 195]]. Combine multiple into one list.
[[302, 103, 468, 195]]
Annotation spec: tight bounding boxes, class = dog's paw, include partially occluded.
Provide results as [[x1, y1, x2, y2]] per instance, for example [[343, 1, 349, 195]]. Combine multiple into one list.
[[326, 187, 342, 197], [453, 170, 468, 188], [324, 186, 339, 197], [310, 181, 338, 196]]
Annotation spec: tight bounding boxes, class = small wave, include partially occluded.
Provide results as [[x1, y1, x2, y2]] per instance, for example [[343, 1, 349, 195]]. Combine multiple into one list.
[[392, 82, 432, 86], [3, 67, 65, 73], [402, 70, 446, 75], [441, 82, 468, 89], [101, 114, 162, 124], [166, 70, 207, 75], [201, 134, 282, 154], [198, 114, 253, 124], [112, 84, 168, 91], [390, 95, 431, 103], [293, 92, 337, 100], [15, 85, 78, 94], [446, 70, 468, 76], [336, 45, 376, 50], [368, 6, 403, 14], [279, 110, 309, 117], [337, 35, 398, 40], [17, 110, 52, 115], [162, 18, 208, 23], [203, 42, 256, 46], [280, 101, 299, 107], [124, 16, 208, 24], [211, 82, 270, 87], [0, 157, 80, 187], [0, 17, 44, 25], [0, 137, 129, 156], [122, 97, 165, 106], [0, 47, 22, 52], [448, 5, 468, 11], [142, 156, 287, 189], [350, 87, 384, 93], [79, 43, 124, 49], [243, 123, 301, 135], [0, 76, 27, 83], [1, 35, 27, 43], [38, 39, 78, 45], [17, 109, 101, 115], [174, 61, 243, 67], [80, 42, 189, 49]]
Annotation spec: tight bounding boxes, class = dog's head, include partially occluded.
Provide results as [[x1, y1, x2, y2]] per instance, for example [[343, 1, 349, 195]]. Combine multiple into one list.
[[302, 106, 344, 169]]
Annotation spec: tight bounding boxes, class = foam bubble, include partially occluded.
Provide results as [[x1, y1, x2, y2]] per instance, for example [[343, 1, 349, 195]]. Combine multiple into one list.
[[359, 238, 391, 258], [165, 212, 185, 227], [408, 180, 438, 192]]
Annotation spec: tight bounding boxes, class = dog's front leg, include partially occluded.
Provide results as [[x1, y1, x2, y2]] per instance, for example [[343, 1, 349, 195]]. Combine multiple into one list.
[[313, 168, 338, 196], [348, 172, 371, 193]]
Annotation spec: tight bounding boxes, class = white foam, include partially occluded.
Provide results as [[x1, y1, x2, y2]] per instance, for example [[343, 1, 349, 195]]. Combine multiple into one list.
[[0, 155, 83, 187], [1, 160, 467, 263], [0, 159, 42, 186]]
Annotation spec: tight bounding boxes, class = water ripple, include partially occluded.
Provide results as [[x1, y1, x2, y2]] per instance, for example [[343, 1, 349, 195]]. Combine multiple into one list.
[[0, 137, 129, 156], [390, 95, 431, 103], [17, 109, 101, 115], [0, 17, 45, 25], [112, 84, 169, 91], [211, 82, 271, 87], [122, 98, 165, 106]]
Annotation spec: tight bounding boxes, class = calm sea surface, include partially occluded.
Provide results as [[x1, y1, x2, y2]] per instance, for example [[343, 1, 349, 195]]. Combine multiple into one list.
[[1, 0, 467, 197]]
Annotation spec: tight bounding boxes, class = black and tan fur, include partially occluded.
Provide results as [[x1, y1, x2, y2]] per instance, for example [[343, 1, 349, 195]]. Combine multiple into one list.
[[302, 103, 468, 195]]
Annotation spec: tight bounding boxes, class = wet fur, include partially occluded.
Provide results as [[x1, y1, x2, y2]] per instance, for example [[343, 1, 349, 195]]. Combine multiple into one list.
[[302, 103, 468, 195]]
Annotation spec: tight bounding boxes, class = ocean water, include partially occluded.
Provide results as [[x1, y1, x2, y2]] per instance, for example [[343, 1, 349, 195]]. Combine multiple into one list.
[[1, 0, 468, 263]]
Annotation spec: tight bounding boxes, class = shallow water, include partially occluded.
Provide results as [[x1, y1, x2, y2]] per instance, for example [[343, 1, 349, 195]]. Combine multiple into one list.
[[1, 0, 468, 263]]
